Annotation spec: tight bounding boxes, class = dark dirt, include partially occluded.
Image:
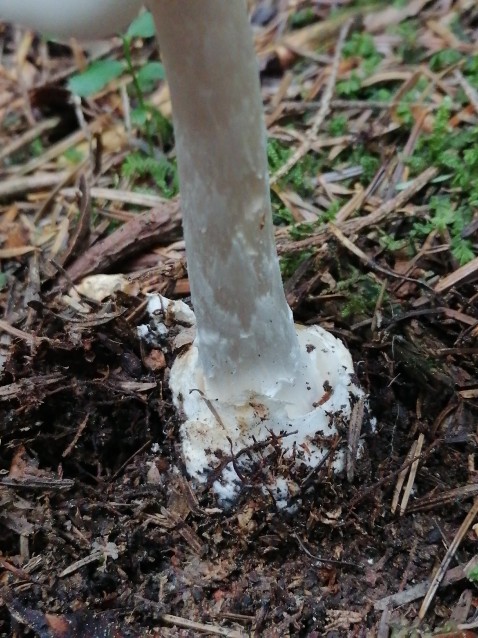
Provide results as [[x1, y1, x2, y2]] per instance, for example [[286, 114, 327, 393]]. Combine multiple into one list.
[[0, 253, 477, 637]]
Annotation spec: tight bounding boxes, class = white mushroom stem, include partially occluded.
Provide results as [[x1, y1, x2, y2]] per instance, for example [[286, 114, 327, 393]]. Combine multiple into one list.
[[0, 0, 143, 39], [147, 0, 365, 504], [149, 0, 315, 408]]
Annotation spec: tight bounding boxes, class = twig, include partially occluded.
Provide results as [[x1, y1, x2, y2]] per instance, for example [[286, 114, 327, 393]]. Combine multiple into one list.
[[0, 117, 59, 163], [60, 201, 181, 284], [374, 562, 467, 611], [270, 19, 352, 185], [343, 166, 438, 233], [0, 319, 44, 344], [434, 255, 478, 293], [346, 397, 365, 483], [0, 171, 70, 199], [418, 498, 478, 620], [407, 483, 478, 514], [377, 609, 391, 638], [61, 186, 174, 209], [62, 414, 89, 459], [292, 533, 359, 568], [329, 223, 435, 291], [278, 166, 438, 255], [345, 438, 441, 516], [391, 441, 415, 515], [13, 116, 108, 176], [161, 613, 247, 637], [400, 433, 424, 515], [454, 69, 478, 116]]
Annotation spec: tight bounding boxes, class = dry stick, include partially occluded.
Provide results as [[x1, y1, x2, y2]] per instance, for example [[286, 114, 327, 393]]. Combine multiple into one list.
[[0, 319, 44, 344], [62, 414, 89, 458], [454, 69, 478, 115], [342, 165, 438, 233], [407, 483, 478, 514], [160, 613, 247, 638], [346, 397, 365, 483], [370, 279, 387, 333], [434, 254, 478, 293], [377, 609, 391, 638], [391, 441, 416, 515], [419, 498, 478, 620], [61, 186, 173, 209], [270, 18, 352, 185], [0, 117, 60, 163], [278, 166, 438, 255], [400, 433, 424, 515], [0, 171, 70, 199], [33, 157, 89, 223], [281, 98, 452, 113], [292, 532, 358, 568], [345, 437, 441, 517], [374, 563, 467, 611], [13, 116, 108, 176], [329, 223, 434, 291], [62, 200, 181, 284]]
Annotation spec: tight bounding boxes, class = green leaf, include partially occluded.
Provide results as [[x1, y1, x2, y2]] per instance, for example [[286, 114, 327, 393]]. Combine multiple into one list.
[[466, 564, 478, 583], [429, 48, 462, 71], [136, 62, 165, 93], [69, 60, 124, 97], [131, 106, 149, 127], [126, 11, 156, 39]]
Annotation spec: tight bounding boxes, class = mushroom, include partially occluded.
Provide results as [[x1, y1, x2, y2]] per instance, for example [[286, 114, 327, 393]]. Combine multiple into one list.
[[149, 1, 366, 505], [0, 0, 143, 39], [1, 1, 367, 506]]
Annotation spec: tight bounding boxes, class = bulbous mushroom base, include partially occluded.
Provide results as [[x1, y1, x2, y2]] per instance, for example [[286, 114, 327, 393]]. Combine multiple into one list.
[[158, 298, 368, 509]]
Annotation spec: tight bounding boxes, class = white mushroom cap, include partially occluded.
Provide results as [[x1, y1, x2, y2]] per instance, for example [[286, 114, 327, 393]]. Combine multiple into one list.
[[0, 0, 144, 39]]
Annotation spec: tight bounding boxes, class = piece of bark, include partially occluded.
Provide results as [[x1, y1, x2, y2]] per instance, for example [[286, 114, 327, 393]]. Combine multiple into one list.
[[58, 200, 181, 287]]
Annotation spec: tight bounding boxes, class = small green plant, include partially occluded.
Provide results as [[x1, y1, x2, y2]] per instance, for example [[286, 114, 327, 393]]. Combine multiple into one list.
[[464, 557, 478, 583], [68, 11, 171, 151], [343, 32, 382, 74], [122, 13, 171, 151], [336, 270, 383, 319], [335, 31, 383, 98], [378, 232, 410, 254], [289, 8, 315, 28], [405, 98, 477, 264], [67, 10, 176, 194], [336, 72, 362, 97], [429, 48, 463, 72], [464, 54, 478, 85], [388, 19, 422, 64], [467, 564, 478, 583], [328, 114, 348, 136], [267, 139, 322, 196], [30, 137, 45, 157], [122, 152, 178, 198], [279, 250, 313, 279], [68, 59, 124, 97], [412, 196, 474, 264]]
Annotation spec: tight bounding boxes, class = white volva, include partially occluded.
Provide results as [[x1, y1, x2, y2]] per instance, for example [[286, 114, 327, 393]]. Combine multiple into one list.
[[2, 0, 367, 505]]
